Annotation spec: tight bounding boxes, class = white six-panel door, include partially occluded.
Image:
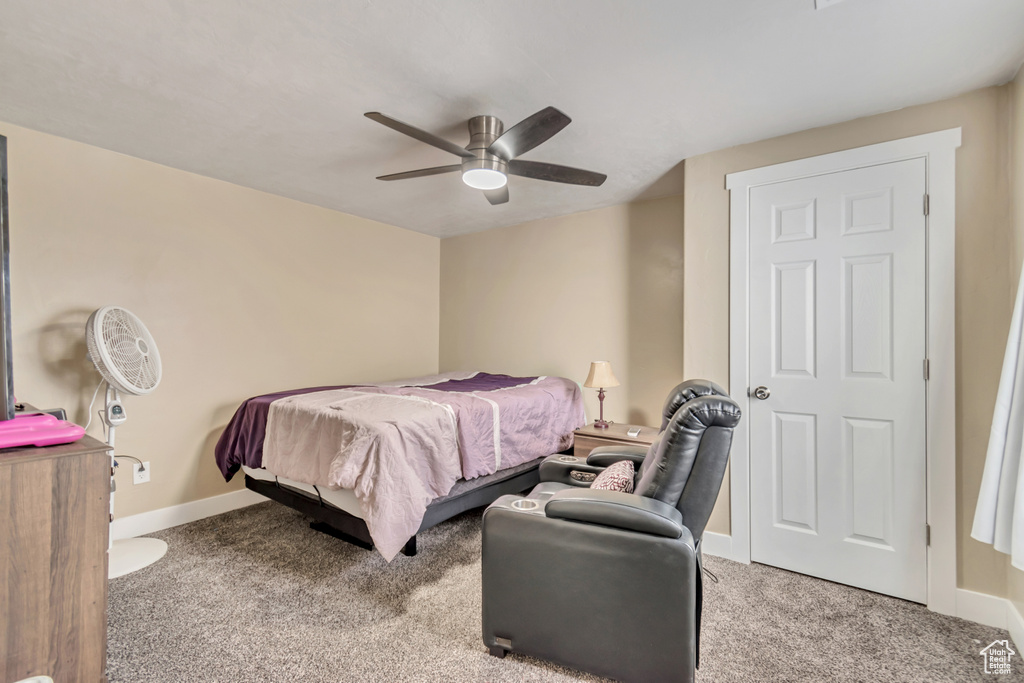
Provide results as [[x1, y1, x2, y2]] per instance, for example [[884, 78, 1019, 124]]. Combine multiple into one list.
[[748, 158, 928, 603]]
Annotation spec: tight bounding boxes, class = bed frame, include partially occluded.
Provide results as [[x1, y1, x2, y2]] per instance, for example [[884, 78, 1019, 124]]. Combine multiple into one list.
[[244, 453, 559, 556]]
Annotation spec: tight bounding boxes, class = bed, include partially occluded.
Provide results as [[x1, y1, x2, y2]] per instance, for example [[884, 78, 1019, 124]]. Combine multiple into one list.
[[214, 371, 585, 560]]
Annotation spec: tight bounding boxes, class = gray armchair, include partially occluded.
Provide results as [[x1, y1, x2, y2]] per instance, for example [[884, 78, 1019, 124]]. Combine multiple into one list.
[[481, 380, 740, 683]]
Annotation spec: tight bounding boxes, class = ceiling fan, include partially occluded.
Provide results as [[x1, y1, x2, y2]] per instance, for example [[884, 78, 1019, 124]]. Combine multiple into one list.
[[364, 107, 607, 205]]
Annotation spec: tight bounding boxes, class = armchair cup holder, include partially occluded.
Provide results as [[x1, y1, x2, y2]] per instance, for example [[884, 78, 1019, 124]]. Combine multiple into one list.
[[556, 455, 579, 463], [510, 499, 540, 511]]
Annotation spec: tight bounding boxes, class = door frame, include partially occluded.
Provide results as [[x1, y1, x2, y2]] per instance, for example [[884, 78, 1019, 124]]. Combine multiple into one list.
[[724, 128, 961, 615]]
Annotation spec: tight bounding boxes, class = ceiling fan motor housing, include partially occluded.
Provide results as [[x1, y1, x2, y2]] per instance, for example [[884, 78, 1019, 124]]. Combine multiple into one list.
[[463, 115, 508, 176]]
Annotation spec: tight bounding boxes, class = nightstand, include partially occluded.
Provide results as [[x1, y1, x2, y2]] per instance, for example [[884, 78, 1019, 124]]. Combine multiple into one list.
[[573, 422, 658, 460]]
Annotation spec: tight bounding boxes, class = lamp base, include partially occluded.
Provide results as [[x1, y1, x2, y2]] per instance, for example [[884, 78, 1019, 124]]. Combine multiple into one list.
[[593, 387, 611, 429]]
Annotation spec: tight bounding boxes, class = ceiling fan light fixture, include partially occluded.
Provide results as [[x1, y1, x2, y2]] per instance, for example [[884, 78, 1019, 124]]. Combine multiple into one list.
[[462, 167, 507, 190], [365, 108, 606, 205]]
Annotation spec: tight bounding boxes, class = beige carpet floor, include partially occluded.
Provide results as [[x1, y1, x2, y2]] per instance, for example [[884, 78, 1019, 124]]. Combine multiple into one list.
[[108, 502, 1021, 682]]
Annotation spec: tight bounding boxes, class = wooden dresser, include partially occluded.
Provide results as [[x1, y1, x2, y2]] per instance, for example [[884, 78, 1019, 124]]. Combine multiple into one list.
[[0, 435, 110, 683]]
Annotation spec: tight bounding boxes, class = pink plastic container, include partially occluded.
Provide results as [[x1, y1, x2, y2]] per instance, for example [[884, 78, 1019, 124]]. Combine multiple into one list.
[[0, 412, 86, 449]]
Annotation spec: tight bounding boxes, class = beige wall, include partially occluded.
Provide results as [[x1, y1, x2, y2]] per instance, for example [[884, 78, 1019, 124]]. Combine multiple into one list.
[[683, 85, 1015, 596], [7, 77, 1021, 600], [1009, 66, 1024, 283], [440, 195, 684, 428], [2, 121, 440, 518], [1006, 67, 1024, 611]]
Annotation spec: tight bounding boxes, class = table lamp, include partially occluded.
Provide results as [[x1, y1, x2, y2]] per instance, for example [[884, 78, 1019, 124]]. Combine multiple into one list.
[[584, 361, 620, 428]]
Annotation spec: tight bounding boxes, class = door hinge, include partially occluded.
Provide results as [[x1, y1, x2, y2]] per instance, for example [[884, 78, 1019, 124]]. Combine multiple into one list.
[[923, 194, 930, 216], [926, 524, 931, 546], [923, 359, 930, 380]]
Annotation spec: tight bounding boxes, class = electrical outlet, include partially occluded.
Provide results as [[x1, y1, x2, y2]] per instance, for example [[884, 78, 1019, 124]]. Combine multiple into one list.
[[133, 462, 151, 485]]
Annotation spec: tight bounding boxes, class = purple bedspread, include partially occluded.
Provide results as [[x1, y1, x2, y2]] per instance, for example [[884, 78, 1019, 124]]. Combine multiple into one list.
[[214, 373, 548, 481]]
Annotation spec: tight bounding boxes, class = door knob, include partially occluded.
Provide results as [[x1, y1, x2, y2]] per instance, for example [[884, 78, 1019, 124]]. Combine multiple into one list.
[[753, 386, 771, 400]]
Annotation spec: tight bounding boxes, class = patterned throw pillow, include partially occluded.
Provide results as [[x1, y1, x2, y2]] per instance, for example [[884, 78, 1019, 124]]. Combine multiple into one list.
[[590, 460, 635, 493]]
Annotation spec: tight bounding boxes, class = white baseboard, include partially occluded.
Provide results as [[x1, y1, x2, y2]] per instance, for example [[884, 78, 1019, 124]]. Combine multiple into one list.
[[702, 531, 741, 562], [1007, 600, 1024, 652], [111, 488, 266, 541], [956, 588, 1008, 630]]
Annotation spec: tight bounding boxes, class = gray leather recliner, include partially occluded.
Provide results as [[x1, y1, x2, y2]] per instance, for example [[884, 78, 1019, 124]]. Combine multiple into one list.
[[481, 380, 741, 683]]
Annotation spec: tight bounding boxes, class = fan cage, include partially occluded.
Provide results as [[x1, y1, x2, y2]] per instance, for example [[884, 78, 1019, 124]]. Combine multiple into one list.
[[86, 306, 162, 395]]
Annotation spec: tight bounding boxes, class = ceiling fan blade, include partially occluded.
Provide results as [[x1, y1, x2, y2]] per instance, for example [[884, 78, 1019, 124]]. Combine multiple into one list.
[[376, 164, 461, 181], [365, 112, 474, 159], [484, 186, 509, 205], [507, 159, 607, 186], [487, 106, 571, 160]]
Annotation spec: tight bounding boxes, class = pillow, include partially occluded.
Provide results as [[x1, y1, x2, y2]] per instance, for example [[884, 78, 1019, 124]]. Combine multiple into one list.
[[590, 459, 635, 493]]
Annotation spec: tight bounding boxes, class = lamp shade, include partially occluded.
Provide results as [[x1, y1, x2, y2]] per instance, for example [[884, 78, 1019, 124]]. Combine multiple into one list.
[[584, 361, 620, 388]]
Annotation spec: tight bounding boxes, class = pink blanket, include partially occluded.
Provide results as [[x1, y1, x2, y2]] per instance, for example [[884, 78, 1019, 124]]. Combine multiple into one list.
[[262, 374, 583, 560]]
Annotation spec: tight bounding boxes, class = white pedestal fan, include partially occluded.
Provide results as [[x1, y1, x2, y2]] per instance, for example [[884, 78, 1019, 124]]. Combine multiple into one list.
[[85, 305, 166, 579]]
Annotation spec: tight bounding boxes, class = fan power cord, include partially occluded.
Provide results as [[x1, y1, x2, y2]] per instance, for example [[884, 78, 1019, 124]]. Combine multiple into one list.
[[113, 455, 146, 472], [83, 379, 104, 432]]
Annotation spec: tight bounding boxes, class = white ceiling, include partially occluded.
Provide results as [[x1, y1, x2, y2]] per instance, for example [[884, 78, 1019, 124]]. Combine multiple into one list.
[[1, 1, 1023, 238]]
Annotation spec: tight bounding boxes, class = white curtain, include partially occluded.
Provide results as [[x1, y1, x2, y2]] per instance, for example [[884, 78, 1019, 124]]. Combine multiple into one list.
[[973, 270, 1024, 569]]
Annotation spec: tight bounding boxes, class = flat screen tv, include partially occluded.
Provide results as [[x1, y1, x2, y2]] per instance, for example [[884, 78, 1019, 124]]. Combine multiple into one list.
[[0, 135, 13, 421]]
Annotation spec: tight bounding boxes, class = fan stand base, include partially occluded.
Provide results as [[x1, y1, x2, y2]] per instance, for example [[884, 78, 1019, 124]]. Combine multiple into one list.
[[108, 537, 168, 579]]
